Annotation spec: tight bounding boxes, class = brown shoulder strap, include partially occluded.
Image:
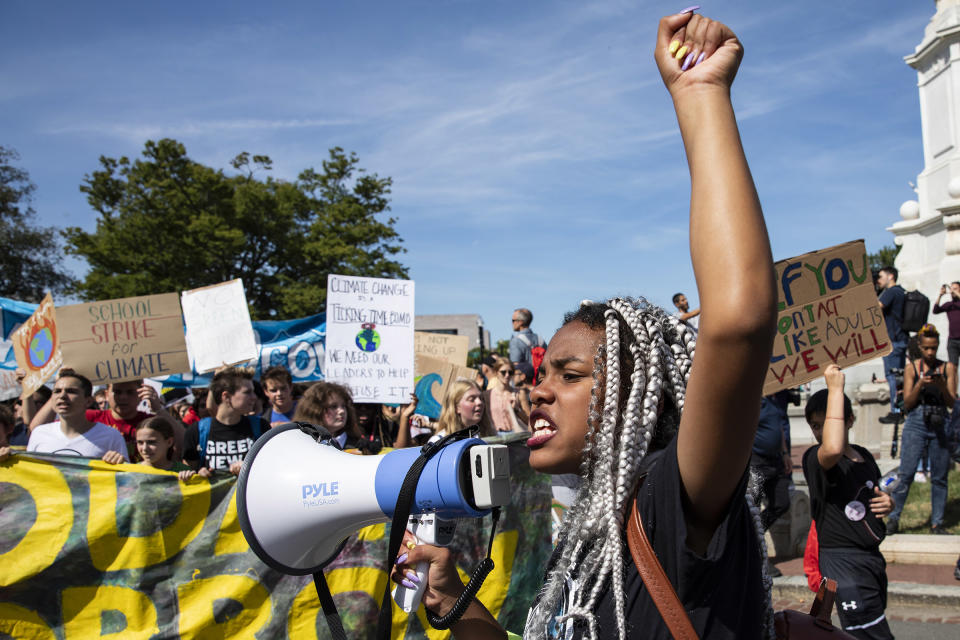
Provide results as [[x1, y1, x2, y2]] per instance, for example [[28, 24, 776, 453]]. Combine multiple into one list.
[[809, 578, 838, 628], [626, 497, 699, 640]]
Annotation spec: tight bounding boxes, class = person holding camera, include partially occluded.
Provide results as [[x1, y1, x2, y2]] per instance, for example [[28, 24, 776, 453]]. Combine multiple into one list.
[[886, 324, 957, 535]]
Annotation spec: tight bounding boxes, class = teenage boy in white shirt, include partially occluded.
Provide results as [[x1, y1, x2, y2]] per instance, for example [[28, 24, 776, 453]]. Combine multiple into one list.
[[26, 369, 128, 463]]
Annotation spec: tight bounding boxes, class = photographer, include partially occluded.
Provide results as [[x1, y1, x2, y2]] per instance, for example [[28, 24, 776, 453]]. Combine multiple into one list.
[[886, 324, 957, 535]]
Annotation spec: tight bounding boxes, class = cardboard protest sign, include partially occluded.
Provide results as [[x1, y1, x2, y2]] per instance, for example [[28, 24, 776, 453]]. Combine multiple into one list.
[[413, 353, 478, 419], [57, 293, 190, 385], [414, 331, 469, 366], [11, 293, 61, 398], [324, 275, 415, 402], [763, 240, 891, 395], [181, 279, 257, 373]]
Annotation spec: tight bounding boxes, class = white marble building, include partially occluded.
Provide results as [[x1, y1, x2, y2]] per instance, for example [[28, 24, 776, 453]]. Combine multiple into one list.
[[890, 0, 960, 350]]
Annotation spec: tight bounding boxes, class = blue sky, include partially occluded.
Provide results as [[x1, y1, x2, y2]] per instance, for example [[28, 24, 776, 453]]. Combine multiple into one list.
[[1, 1, 934, 346]]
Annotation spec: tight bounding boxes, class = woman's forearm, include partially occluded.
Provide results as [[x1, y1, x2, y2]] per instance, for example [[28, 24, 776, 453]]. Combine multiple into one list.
[[677, 87, 775, 330]]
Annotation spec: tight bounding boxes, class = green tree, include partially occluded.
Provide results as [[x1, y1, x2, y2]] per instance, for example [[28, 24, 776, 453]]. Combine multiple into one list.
[[466, 340, 510, 368], [868, 244, 900, 273], [64, 140, 407, 318], [277, 147, 407, 314], [0, 146, 75, 302]]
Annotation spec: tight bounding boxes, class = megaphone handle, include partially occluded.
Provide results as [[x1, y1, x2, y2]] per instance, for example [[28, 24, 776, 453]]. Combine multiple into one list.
[[393, 560, 430, 613]]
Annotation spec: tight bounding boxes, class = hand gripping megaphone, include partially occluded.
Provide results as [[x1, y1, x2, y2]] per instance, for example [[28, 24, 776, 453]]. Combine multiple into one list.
[[236, 422, 510, 577]]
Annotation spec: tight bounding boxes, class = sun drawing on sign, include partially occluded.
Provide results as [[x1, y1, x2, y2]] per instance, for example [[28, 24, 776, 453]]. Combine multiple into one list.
[[355, 323, 381, 352]]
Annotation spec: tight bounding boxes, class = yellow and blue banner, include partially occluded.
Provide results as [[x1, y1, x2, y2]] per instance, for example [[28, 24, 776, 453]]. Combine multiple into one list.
[[0, 445, 551, 638]]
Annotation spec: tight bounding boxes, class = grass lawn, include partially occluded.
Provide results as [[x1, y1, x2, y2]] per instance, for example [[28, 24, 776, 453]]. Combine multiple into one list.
[[897, 465, 960, 534]]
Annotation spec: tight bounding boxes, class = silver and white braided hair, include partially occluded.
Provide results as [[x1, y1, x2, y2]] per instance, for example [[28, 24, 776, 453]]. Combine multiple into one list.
[[524, 298, 775, 640]]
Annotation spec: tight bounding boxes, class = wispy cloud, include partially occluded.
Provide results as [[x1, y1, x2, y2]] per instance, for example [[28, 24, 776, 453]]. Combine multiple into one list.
[[44, 118, 353, 141]]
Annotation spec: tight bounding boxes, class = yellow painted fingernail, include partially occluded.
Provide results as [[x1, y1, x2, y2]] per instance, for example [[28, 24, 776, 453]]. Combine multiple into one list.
[[668, 40, 680, 54], [675, 45, 689, 60], [406, 541, 416, 550]]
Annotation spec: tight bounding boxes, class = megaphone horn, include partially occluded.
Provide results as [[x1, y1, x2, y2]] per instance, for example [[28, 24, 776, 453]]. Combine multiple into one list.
[[236, 423, 509, 575]]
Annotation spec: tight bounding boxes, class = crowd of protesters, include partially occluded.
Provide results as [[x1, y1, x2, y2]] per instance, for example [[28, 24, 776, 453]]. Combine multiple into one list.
[[0, 306, 544, 476]]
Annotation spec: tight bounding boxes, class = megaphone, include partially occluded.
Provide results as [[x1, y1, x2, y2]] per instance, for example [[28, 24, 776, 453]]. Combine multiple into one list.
[[236, 422, 510, 576]]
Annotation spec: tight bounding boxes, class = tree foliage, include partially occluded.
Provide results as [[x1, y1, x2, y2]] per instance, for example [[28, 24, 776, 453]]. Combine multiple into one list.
[[466, 339, 511, 367], [64, 139, 407, 319], [867, 244, 901, 273], [0, 146, 75, 302]]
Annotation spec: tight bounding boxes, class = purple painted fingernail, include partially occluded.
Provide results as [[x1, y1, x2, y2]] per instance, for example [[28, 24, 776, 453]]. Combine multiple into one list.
[[679, 6, 700, 14], [405, 571, 421, 584], [401, 578, 416, 589], [681, 52, 695, 71], [396, 553, 408, 565], [694, 52, 706, 66]]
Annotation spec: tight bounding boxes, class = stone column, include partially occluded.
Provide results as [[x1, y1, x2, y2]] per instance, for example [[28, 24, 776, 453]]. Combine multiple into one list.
[[888, 0, 960, 349]]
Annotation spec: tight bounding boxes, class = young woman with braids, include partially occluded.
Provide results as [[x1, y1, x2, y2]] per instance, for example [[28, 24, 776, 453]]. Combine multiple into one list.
[[392, 9, 777, 639]]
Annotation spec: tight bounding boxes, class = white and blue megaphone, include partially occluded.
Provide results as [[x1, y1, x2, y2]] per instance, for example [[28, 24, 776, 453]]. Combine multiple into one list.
[[237, 422, 510, 610]]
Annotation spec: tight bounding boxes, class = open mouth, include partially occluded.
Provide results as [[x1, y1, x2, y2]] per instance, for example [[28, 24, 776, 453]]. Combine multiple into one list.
[[527, 413, 557, 447]]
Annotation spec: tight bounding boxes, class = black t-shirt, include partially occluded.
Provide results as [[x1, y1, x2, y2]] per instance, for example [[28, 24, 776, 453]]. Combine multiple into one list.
[[182, 416, 269, 471], [802, 444, 884, 549], [533, 437, 766, 639]]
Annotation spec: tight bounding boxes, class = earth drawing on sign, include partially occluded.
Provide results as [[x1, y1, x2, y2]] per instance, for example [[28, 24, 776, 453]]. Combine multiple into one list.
[[28, 327, 55, 368], [355, 323, 381, 352]]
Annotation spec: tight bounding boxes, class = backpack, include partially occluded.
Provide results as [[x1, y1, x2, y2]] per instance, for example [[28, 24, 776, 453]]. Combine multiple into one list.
[[515, 332, 547, 381], [197, 415, 262, 467], [902, 289, 930, 333]]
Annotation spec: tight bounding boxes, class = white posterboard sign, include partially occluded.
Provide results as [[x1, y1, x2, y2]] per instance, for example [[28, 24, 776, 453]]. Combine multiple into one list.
[[181, 279, 258, 373], [325, 275, 415, 402]]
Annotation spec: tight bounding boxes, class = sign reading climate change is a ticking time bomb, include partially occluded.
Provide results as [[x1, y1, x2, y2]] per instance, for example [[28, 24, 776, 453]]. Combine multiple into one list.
[[325, 275, 415, 402], [57, 293, 191, 385], [763, 240, 892, 395]]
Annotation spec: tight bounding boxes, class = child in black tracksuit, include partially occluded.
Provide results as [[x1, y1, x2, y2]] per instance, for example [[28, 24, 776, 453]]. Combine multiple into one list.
[[803, 364, 895, 640]]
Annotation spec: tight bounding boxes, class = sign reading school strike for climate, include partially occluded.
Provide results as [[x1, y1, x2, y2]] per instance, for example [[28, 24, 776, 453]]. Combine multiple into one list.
[[763, 240, 892, 395], [11, 293, 61, 398], [325, 275, 415, 402], [57, 293, 191, 385]]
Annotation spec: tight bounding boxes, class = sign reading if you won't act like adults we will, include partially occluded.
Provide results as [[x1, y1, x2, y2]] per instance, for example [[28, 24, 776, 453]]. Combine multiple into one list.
[[57, 293, 191, 385], [763, 239, 892, 395], [325, 274, 415, 402]]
